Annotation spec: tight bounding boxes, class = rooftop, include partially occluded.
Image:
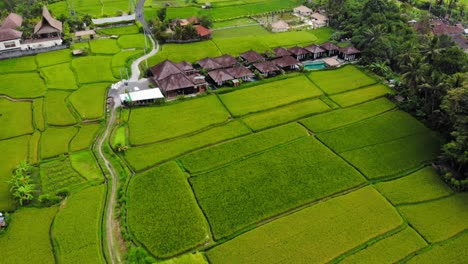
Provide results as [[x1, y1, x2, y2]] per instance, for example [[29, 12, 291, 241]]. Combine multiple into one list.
[[119, 88, 164, 102]]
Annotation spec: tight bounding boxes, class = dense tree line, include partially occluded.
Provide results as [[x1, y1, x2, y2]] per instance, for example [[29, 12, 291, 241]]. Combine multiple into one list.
[[325, 0, 467, 182]]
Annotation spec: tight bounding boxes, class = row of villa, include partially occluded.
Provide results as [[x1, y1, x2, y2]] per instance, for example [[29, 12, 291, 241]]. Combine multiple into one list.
[[0, 7, 63, 52], [148, 42, 361, 98]]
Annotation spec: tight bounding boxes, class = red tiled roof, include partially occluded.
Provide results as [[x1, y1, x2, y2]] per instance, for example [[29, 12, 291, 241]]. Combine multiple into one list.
[[156, 73, 194, 92], [195, 25, 212, 37], [304, 44, 325, 53], [240, 50, 264, 63], [213, 54, 238, 68], [208, 69, 234, 83], [225, 66, 254, 79], [273, 47, 292, 57], [432, 23, 464, 36], [150, 60, 182, 80], [273, 55, 301, 68], [0, 28, 22, 41], [34, 6, 62, 35], [198, 57, 222, 70], [1, 13, 23, 30], [288, 46, 310, 56], [320, 42, 339, 51], [253, 61, 280, 73], [340, 45, 360, 55]]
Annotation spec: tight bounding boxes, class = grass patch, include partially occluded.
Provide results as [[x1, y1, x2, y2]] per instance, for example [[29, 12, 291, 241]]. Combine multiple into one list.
[[308, 65, 376, 94], [128, 96, 230, 145], [180, 123, 307, 173], [375, 166, 453, 205], [340, 132, 441, 179], [0, 99, 34, 140], [0, 207, 57, 263], [40, 63, 78, 89], [311, 27, 335, 43], [341, 227, 427, 264], [242, 99, 331, 131], [117, 34, 147, 49], [69, 150, 103, 181], [128, 162, 210, 258], [70, 123, 102, 152], [36, 49, 72, 68], [318, 111, 430, 153], [300, 97, 396, 133], [0, 73, 46, 98], [71, 56, 116, 84], [112, 50, 144, 68], [69, 83, 109, 120], [330, 84, 393, 107], [190, 137, 366, 239], [53, 185, 105, 264], [125, 121, 251, 171], [219, 75, 322, 116], [206, 186, 403, 263], [89, 39, 121, 54], [148, 41, 222, 65], [0, 55, 37, 73], [33, 98, 45, 131], [111, 125, 127, 149], [45, 91, 77, 126], [40, 126, 78, 159], [40, 158, 86, 194], [213, 25, 269, 39], [406, 231, 468, 263], [214, 35, 270, 56], [0, 135, 30, 210], [97, 25, 139, 35]]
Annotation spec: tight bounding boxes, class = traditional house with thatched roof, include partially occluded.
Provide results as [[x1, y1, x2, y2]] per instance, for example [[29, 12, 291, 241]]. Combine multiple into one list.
[[272, 47, 292, 58], [294, 5, 313, 16], [0, 13, 23, 52], [34, 6, 62, 38], [240, 50, 264, 64], [320, 42, 340, 56], [208, 69, 234, 86], [213, 54, 238, 68], [304, 44, 325, 59], [271, 20, 290, 33], [225, 66, 254, 81], [253, 61, 280, 77], [198, 57, 223, 71], [288, 46, 310, 61], [273, 55, 301, 70], [339, 45, 361, 61]]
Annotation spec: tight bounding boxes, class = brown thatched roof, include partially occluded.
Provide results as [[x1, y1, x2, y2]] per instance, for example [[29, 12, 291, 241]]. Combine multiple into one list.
[[213, 54, 238, 68], [240, 50, 264, 63], [253, 61, 280, 74], [340, 45, 360, 55], [320, 42, 339, 51], [273, 55, 301, 68], [34, 6, 62, 35], [150, 60, 182, 80], [157, 73, 194, 92], [1, 13, 22, 30], [175, 61, 194, 72], [208, 69, 234, 83], [225, 66, 254, 79], [304, 44, 325, 54], [0, 28, 22, 41], [273, 47, 292, 58], [288, 46, 310, 56], [198, 57, 222, 70]]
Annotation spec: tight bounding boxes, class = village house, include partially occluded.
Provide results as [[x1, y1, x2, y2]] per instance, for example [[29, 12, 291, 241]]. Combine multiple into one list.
[[208, 69, 234, 86], [451, 34, 468, 53], [198, 57, 223, 71], [240, 50, 265, 64], [273, 55, 301, 70], [294, 5, 313, 16], [311, 12, 328, 28], [271, 20, 290, 33], [34, 6, 63, 39], [288, 46, 310, 61], [272, 47, 292, 58], [320, 42, 340, 56], [150, 60, 208, 97], [0, 13, 23, 52], [339, 45, 361, 61], [225, 66, 255, 81], [213, 54, 238, 68], [253, 61, 280, 77], [432, 22, 464, 36], [304, 44, 325, 59], [195, 25, 212, 39]]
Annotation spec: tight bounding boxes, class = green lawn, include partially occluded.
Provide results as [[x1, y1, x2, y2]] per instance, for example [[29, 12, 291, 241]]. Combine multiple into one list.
[[69, 83, 109, 120], [219, 75, 322, 116], [71, 56, 116, 84], [148, 40, 222, 65], [308, 65, 376, 94], [206, 186, 403, 263], [128, 162, 210, 257], [190, 137, 365, 239], [45, 91, 77, 126], [0, 99, 34, 140], [40, 127, 78, 159], [128, 96, 230, 145], [40, 63, 78, 90], [0, 73, 46, 98], [53, 185, 105, 264]]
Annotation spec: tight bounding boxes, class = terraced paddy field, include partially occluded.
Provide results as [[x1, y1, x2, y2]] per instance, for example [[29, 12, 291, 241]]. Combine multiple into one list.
[[0, 31, 149, 262], [123, 65, 466, 262]]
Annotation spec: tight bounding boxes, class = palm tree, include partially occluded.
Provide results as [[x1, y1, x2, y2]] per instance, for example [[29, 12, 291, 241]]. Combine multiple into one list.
[[418, 71, 449, 113], [421, 36, 444, 64], [401, 56, 429, 96]]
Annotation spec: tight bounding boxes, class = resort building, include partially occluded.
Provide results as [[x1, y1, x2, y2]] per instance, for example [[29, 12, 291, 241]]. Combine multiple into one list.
[[272, 47, 292, 58], [119, 88, 164, 106], [271, 20, 290, 33], [311, 13, 328, 28], [0, 13, 23, 52], [240, 50, 265, 64], [320, 42, 340, 56], [339, 45, 361, 61], [294, 5, 313, 16], [225, 66, 255, 81], [288, 46, 310, 61], [208, 69, 235, 86], [34, 6, 62, 39], [198, 57, 222, 71], [253, 61, 280, 77], [304, 44, 325, 59], [273, 55, 301, 70]]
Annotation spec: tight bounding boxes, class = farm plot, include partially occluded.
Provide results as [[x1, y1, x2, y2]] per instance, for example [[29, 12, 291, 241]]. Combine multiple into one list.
[[148, 41, 221, 65], [214, 36, 269, 55], [242, 99, 331, 131], [308, 65, 376, 94], [117, 34, 148, 49], [112, 50, 144, 68], [340, 227, 427, 264], [40, 158, 86, 195], [300, 97, 396, 133], [70, 151, 103, 181], [398, 193, 468, 243], [375, 166, 453, 205], [0, 99, 34, 140], [317, 111, 430, 153], [125, 121, 251, 171], [40, 126, 78, 159], [36, 49, 72, 68], [340, 132, 440, 179], [0, 135, 30, 210], [259, 30, 319, 48], [33, 98, 45, 131], [0, 73, 46, 98], [0, 207, 57, 264], [89, 39, 121, 54], [53, 185, 105, 264], [29, 131, 41, 164], [71, 56, 116, 84], [0, 55, 36, 73], [180, 123, 308, 173], [70, 123, 102, 152], [97, 25, 139, 35], [219, 76, 322, 116], [45, 91, 77, 126], [212, 18, 258, 29], [128, 96, 230, 145], [406, 231, 468, 264], [111, 125, 127, 149], [206, 186, 403, 264], [190, 137, 366, 239], [128, 162, 210, 258], [330, 84, 393, 107], [40, 63, 78, 89], [69, 83, 109, 120]]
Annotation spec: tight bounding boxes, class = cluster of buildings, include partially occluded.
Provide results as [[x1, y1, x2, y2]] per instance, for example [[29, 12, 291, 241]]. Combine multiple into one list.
[[166, 17, 212, 40], [146, 42, 360, 98], [270, 5, 328, 33], [412, 19, 467, 52], [0, 6, 63, 53]]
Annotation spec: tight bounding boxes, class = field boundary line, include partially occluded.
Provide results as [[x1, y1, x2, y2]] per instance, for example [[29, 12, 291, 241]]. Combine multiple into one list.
[[325, 82, 382, 96], [395, 192, 457, 207], [48, 206, 60, 264]]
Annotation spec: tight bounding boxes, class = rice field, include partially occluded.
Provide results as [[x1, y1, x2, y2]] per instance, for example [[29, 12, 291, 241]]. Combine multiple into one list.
[[69, 123, 102, 152], [40, 126, 78, 159], [40, 158, 86, 194], [71, 56, 116, 84], [70, 151, 103, 181], [36, 49, 72, 68], [0, 99, 34, 140], [329, 84, 393, 107], [308, 65, 376, 94], [89, 39, 121, 54], [0, 73, 46, 98], [45, 91, 77, 126], [0, 55, 37, 73], [69, 83, 109, 120], [40, 63, 78, 90]]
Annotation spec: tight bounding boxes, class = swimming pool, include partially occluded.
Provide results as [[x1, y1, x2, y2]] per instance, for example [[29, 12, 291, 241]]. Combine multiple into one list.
[[303, 60, 326, 70]]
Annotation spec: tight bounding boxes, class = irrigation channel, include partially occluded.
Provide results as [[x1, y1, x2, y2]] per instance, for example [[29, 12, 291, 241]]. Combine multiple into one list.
[[96, 1, 159, 262]]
